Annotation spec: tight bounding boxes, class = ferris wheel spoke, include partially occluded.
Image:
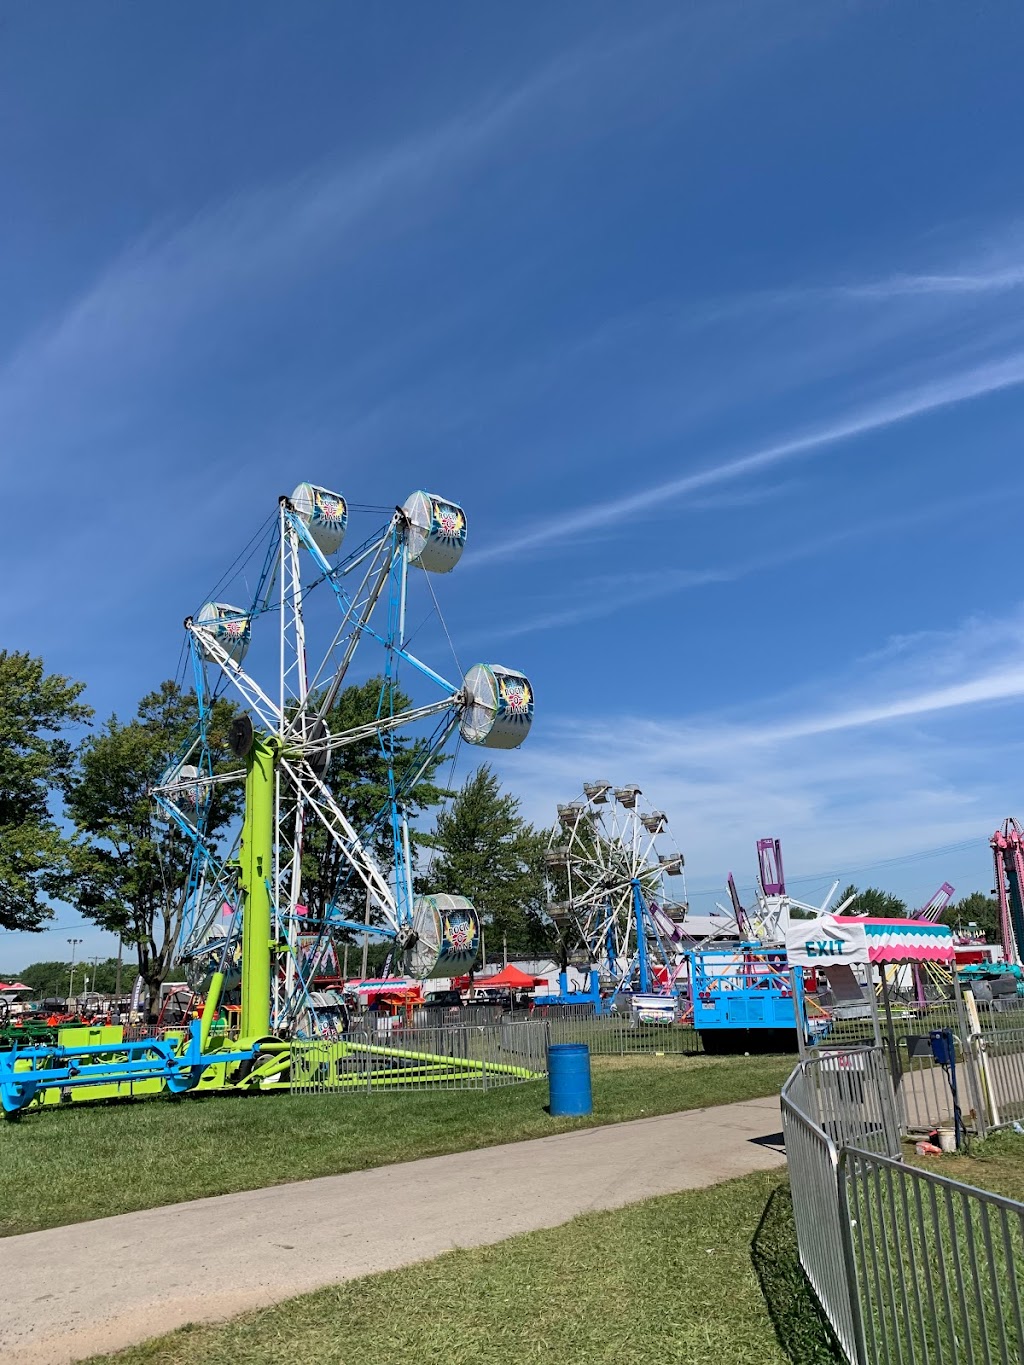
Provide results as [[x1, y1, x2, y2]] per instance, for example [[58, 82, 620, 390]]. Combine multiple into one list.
[[186, 621, 283, 732], [310, 696, 459, 754], [280, 756, 399, 931], [298, 532, 396, 728]]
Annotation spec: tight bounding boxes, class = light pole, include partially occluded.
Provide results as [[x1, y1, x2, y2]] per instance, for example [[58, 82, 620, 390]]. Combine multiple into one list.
[[67, 938, 83, 1004]]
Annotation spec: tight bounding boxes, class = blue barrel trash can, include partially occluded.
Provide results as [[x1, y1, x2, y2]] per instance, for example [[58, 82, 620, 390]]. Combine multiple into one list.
[[548, 1043, 592, 1116]]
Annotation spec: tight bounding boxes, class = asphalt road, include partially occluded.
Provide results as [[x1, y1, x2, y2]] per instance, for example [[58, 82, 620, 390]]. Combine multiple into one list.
[[1, 1095, 785, 1364]]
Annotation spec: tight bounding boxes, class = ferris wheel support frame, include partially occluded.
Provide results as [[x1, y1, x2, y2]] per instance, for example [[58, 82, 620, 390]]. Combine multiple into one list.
[[238, 734, 278, 1042]]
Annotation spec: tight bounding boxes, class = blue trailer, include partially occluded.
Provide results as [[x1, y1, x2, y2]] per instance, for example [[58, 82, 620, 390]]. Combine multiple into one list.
[[687, 944, 799, 1053]]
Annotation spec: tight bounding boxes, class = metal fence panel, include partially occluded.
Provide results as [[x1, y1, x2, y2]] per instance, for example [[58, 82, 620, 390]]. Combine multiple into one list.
[[804, 1048, 902, 1158], [840, 1150, 1024, 1365], [289, 1018, 549, 1096], [783, 1046, 1024, 1365], [972, 1026, 1024, 1130], [513, 1006, 703, 1057], [781, 1068, 859, 1360]]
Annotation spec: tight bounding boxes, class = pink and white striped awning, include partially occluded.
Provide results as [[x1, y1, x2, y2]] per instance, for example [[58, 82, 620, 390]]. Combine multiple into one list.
[[786, 915, 954, 968]]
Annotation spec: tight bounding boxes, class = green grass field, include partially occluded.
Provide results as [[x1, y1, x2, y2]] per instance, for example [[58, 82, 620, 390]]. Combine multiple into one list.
[[0, 1052, 792, 1237], [910, 1127, 1024, 1200], [86, 1171, 843, 1365]]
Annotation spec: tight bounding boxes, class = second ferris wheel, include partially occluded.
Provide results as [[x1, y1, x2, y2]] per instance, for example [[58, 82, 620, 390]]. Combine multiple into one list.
[[545, 783, 690, 1005]]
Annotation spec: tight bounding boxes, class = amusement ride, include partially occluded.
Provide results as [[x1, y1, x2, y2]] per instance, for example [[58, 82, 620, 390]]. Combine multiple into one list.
[[544, 784, 689, 1004], [1, 484, 535, 1112]]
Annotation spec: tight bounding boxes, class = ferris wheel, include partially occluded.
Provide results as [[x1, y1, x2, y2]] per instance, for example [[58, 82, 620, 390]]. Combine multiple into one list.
[[545, 784, 690, 998], [151, 484, 534, 1040]]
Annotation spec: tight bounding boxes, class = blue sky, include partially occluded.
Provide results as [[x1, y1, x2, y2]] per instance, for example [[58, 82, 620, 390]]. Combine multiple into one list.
[[3, 2, 1024, 966]]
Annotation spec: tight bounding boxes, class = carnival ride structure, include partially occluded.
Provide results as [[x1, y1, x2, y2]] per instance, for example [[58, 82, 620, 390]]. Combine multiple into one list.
[[1, 486, 537, 1114], [991, 818, 1024, 968], [541, 785, 689, 1009]]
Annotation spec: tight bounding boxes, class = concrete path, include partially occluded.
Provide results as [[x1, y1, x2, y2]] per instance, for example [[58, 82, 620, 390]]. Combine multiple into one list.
[[1, 1096, 784, 1364]]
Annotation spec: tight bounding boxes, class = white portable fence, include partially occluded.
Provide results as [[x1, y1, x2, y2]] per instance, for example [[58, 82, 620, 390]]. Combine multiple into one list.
[[781, 1042, 1024, 1364]]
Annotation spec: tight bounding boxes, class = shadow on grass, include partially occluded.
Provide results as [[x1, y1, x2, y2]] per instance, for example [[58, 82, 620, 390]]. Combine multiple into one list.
[[750, 1185, 846, 1364]]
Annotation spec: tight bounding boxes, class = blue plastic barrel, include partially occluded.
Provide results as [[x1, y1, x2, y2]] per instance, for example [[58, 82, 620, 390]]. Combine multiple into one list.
[[548, 1043, 592, 1116]]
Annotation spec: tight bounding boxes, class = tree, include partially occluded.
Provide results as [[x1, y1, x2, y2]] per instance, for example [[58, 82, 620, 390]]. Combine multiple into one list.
[[0, 651, 92, 930], [941, 892, 1001, 944], [298, 677, 451, 923], [837, 884, 907, 917], [424, 765, 554, 962], [11, 956, 123, 999], [66, 682, 239, 1018]]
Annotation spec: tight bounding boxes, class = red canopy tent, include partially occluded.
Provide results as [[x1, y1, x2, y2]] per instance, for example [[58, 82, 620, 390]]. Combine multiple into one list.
[[472, 965, 547, 990]]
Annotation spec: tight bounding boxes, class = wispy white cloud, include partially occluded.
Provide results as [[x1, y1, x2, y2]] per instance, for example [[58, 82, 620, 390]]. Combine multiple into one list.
[[471, 481, 1010, 654], [837, 266, 1024, 299], [486, 607, 1024, 907], [472, 349, 1024, 567], [0, 7, 811, 455]]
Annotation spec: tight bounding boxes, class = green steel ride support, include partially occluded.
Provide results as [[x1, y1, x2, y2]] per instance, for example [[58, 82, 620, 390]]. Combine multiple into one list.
[[239, 734, 279, 1041]]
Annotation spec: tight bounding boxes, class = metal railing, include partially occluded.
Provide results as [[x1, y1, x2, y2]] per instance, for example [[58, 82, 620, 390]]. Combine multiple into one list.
[[290, 1018, 549, 1095], [780, 1064, 859, 1360], [972, 1025, 1024, 1129], [896, 1029, 986, 1136], [782, 1045, 1024, 1364], [841, 1150, 1024, 1365], [802, 1047, 902, 1158], [507, 1005, 704, 1057]]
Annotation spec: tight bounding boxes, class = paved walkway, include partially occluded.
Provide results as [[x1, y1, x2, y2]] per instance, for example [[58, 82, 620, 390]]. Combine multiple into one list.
[[1, 1096, 784, 1364]]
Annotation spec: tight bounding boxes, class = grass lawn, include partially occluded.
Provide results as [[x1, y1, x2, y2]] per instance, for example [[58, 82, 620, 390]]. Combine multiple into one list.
[[0, 1052, 792, 1237], [910, 1127, 1024, 1201], [87, 1171, 843, 1365]]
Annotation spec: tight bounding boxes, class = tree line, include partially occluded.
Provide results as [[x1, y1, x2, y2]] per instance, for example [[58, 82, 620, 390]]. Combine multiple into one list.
[[836, 884, 1001, 942], [0, 650, 552, 1014]]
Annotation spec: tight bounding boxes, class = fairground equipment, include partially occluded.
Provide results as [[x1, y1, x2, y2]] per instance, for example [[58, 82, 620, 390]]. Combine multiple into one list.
[[0, 1023, 263, 1114], [690, 838, 842, 1050], [991, 817, 1024, 967], [787, 913, 958, 1065], [1, 486, 535, 1114], [719, 837, 842, 945], [542, 785, 689, 1009]]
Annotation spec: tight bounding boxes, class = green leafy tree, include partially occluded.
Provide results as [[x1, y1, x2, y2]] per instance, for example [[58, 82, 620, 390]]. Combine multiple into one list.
[[299, 678, 450, 924], [837, 884, 907, 917], [0, 651, 91, 930], [66, 682, 239, 1018], [11, 956, 125, 998], [5, 960, 74, 999], [941, 891, 1001, 943], [424, 764, 554, 963]]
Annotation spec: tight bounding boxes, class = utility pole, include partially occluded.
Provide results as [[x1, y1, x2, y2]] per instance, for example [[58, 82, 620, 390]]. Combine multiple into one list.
[[115, 938, 123, 996], [67, 937, 83, 1005], [503, 932, 508, 967], [342, 942, 349, 982]]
